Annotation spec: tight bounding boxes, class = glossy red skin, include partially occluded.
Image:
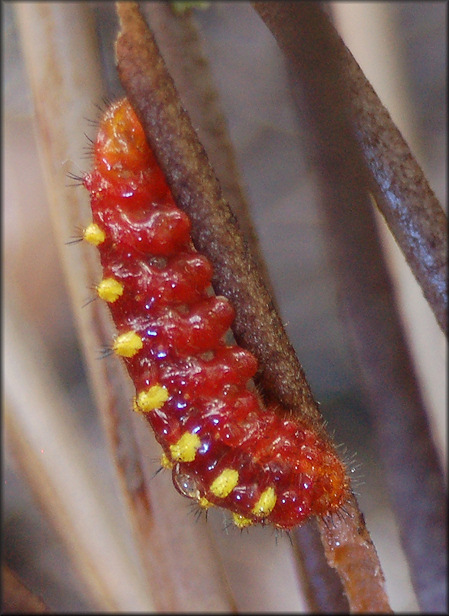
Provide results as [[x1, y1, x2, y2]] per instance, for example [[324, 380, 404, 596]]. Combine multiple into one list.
[[84, 98, 349, 529]]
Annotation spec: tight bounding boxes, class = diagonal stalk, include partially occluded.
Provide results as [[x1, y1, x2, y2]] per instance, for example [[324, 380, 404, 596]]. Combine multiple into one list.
[[252, 2, 447, 611], [114, 2, 392, 611]]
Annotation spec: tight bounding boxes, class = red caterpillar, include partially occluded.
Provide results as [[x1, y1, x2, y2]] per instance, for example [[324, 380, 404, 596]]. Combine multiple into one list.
[[82, 98, 349, 530]]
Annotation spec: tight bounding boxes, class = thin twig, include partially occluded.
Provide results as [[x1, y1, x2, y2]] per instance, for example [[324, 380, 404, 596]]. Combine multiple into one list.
[[115, 2, 391, 612], [293, 521, 349, 613], [252, 2, 447, 611], [266, 1, 448, 333], [141, 3, 349, 609], [115, 0, 322, 430]]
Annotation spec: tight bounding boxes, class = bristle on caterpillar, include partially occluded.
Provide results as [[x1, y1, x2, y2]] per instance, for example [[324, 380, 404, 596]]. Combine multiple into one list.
[[81, 97, 350, 530]]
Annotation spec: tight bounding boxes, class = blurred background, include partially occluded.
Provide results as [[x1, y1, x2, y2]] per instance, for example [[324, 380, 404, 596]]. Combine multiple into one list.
[[3, 2, 446, 612]]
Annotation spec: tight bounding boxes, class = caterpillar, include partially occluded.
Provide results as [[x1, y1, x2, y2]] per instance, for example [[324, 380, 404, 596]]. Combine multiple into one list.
[[82, 97, 349, 530]]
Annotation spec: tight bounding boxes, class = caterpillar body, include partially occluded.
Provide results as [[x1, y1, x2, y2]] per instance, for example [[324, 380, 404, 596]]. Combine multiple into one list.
[[82, 98, 349, 530]]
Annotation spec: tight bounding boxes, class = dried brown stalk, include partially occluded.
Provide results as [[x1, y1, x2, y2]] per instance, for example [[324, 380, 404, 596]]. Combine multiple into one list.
[[139, 4, 348, 610], [115, 2, 391, 612], [252, 2, 447, 612], [349, 60, 448, 336], [262, 1, 447, 334], [115, 0, 322, 430], [293, 522, 349, 612]]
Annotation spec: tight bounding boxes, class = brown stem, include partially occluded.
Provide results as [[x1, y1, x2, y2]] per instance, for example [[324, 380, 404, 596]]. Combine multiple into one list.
[[293, 521, 350, 613], [140, 4, 349, 610], [261, 1, 448, 334], [114, 2, 392, 612], [316, 495, 393, 614], [347, 56, 448, 335], [252, 2, 446, 612], [115, 0, 321, 428]]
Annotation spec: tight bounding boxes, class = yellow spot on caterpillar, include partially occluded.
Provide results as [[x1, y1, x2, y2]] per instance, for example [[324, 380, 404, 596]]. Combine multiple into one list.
[[232, 512, 253, 529], [198, 497, 212, 509], [160, 453, 173, 469], [210, 469, 239, 498], [252, 487, 277, 517], [113, 331, 143, 357], [84, 223, 105, 245], [135, 385, 169, 413], [169, 432, 201, 463], [97, 277, 124, 302]]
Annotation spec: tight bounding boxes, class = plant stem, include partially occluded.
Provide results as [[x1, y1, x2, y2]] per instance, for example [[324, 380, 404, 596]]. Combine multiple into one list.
[[252, 2, 447, 611], [115, 2, 392, 611]]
